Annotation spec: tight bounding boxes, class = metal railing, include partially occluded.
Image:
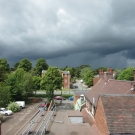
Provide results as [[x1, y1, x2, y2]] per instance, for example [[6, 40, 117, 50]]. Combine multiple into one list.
[[35, 103, 57, 135], [21, 107, 47, 135]]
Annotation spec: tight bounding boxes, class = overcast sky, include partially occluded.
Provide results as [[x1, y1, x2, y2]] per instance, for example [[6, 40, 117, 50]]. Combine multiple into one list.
[[0, 0, 135, 69]]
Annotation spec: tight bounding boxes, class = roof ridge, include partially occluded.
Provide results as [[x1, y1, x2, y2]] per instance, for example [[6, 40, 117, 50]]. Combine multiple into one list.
[[100, 94, 135, 97]]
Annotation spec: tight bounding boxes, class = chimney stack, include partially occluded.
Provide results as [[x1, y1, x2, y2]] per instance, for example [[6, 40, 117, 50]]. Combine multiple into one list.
[[99, 69, 104, 78]]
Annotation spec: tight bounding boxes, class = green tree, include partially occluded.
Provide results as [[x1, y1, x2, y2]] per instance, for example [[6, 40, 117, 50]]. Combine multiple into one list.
[[74, 65, 91, 79], [40, 67, 63, 101], [18, 58, 32, 72], [82, 68, 94, 87], [0, 83, 11, 106], [14, 62, 20, 70], [45, 85, 54, 102], [118, 67, 134, 81], [80, 67, 92, 79], [35, 58, 48, 76], [32, 76, 41, 94], [0, 58, 10, 73], [6, 68, 34, 101], [114, 68, 122, 79], [23, 72, 34, 98], [0, 65, 7, 82]]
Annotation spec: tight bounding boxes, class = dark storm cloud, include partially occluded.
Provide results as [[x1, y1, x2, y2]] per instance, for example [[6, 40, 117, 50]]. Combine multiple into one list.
[[0, 0, 135, 69]]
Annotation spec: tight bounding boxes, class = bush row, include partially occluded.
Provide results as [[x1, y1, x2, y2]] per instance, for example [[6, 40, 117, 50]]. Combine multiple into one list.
[[31, 94, 73, 99]]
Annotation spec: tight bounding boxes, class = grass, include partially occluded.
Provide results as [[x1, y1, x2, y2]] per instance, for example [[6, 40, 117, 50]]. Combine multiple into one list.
[[37, 89, 70, 92], [31, 93, 73, 100]]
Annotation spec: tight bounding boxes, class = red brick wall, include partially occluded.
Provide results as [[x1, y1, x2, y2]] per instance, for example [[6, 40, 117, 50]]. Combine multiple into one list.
[[63, 74, 70, 89], [94, 97, 108, 135]]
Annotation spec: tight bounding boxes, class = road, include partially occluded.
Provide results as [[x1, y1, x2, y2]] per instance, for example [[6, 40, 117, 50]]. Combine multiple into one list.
[[36, 80, 90, 95], [36, 90, 74, 95]]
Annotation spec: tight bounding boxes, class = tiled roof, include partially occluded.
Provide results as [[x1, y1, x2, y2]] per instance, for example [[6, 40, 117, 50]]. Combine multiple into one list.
[[81, 108, 95, 126], [85, 78, 134, 107], [101, 94, 135, 134]]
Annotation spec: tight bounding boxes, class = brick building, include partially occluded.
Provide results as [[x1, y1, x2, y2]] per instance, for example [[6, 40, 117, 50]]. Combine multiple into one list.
[[94, 94, 135, 135], [42, 69, 71, 89], [81, 69, 135, 134], [59, 70, 70, 89], [93, 68, 115, 86]]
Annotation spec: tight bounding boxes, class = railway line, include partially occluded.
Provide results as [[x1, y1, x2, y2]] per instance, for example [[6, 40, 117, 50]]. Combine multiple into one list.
[[18, 103, 56, 135]]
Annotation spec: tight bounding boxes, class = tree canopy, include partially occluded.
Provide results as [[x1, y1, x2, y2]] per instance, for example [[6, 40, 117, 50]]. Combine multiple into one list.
[[0, 65, 8, 82], [40, 66, 63, 101], [118, 67, 134, 81], [18, 58, 32, 72], [35, 58, 48, 76], [32, 76, 41, 93], [0, 58, 10, 73], [6, 68, 33, 101], [81, 67, 94, 86], [0, 83, 11, 106]]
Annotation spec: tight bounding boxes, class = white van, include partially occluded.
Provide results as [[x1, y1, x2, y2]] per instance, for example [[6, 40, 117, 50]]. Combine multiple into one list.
[[15, 101, 25, 109], [80, 79, 83, 83]]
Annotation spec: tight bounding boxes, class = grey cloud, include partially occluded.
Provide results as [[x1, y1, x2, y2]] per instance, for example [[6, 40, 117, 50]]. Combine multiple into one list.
[[0, 0, 135, 69]]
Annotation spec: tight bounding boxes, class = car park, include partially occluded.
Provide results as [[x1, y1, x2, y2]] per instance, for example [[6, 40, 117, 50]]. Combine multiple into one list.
[[0, 108, 13, 116]]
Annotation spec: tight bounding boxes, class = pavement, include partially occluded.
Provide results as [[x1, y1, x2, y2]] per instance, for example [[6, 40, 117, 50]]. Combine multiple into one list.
[[1, 102, 40, 135]]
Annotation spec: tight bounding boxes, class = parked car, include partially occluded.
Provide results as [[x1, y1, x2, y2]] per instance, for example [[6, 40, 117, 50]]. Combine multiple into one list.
[[38, 102, 48, 111], [54, 96, 66, 100], [15, 101, 25, 109], [74, 85, 78, 88], [68, 96, 74, 101], [0, 108, 13, 116], [39, 102, 48, 107]]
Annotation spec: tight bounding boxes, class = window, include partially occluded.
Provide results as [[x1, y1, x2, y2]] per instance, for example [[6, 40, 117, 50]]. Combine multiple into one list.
[[69, 117, 83, 123]]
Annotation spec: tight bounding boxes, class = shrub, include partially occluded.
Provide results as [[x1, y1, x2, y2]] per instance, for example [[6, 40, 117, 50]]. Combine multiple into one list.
[[54, 94, 73, 99], [7, 102, 20, 112]]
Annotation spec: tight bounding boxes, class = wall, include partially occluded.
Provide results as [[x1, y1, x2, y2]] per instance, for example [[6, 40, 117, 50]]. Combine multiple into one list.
[[94, 97, 108, 135], [63, 74, 70, 89], [74, 95, 80, 105]]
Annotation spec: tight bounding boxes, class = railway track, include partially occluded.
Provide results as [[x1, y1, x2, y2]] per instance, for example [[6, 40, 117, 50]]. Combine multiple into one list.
[[18, 103, 56, 135]]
